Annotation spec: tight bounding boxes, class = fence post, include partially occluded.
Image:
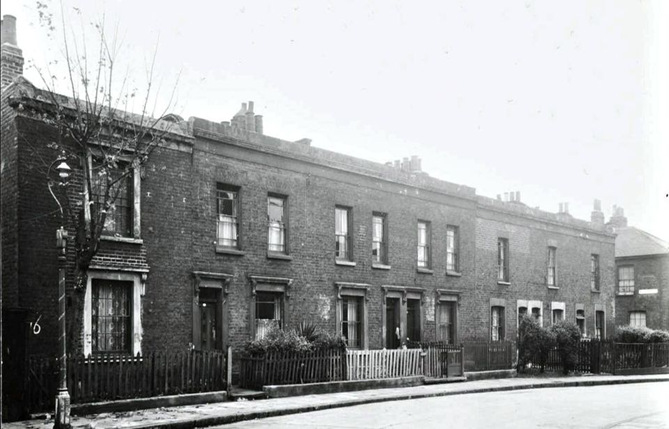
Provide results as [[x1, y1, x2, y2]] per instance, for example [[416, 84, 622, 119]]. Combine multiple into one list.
[[460, 345, 465, 377], [612, 343, 617, 375]]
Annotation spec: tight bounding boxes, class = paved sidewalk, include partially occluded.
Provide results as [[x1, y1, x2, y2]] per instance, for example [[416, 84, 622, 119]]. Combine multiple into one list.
[[5, 374, 669, 429]]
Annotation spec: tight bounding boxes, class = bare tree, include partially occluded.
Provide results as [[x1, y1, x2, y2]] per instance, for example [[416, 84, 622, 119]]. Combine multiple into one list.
[[18, 0, 182, 349]]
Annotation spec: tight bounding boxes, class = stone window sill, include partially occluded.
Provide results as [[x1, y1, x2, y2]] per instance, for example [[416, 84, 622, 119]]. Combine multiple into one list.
[[101, 235, 143, 245], [547, 285, 559, 290], [590, 289, 601, 294], [267, 252, 293, 261], [372, 263, 391, 270], [616, 292, 634, 297], [446, 271, 462, 277], [336, 259, 356, 267], [497, 280, 510, 286], [417, 268, 434, 275], [215, 246, 245, 256]]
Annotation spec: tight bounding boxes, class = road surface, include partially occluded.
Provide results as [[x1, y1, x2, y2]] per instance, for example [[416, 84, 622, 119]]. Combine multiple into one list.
[[217, 382, 669, 428]]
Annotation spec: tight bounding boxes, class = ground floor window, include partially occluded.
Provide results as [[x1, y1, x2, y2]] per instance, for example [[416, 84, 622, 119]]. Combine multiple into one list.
[[92, 279, 132, 353], [576, 309, 586, 337], [552, 309, 564, 324], [84, 271, 143, 356], [491, 306, 505, 342], [629, 311, 646, 328], [336, 282, 369, 349], [255, 292, 283, 339], [437, 301, 456, 344], [343, 296, 363, 348], [595, 311, 605, 339]]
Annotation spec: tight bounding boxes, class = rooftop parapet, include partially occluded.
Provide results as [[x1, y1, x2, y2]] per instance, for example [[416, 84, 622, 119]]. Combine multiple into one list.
[[189, 115, 476, 201]]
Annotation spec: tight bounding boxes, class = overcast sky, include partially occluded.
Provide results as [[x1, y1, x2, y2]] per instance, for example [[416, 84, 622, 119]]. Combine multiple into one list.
[[4, 0, 668, 239]]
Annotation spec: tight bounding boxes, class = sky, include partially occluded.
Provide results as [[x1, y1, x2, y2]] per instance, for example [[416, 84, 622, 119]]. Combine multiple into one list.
[[3, 0, 668, 239]]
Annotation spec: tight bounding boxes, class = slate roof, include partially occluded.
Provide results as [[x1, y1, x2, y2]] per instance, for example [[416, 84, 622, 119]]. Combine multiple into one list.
[[615, 227, 669, 258]]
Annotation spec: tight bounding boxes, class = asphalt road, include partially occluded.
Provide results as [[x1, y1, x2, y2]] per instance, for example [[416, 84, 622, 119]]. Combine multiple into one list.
[[217, 382, 669, 429]]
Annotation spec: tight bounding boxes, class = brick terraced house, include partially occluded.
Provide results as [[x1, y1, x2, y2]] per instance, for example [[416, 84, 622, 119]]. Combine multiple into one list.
[[2, 16, 617, 368], [607, 207, 669, 331]]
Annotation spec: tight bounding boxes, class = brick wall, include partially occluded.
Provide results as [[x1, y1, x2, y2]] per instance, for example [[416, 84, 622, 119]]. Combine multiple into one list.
[[475, 203, 616, 340], [614, 254, 669, 331]]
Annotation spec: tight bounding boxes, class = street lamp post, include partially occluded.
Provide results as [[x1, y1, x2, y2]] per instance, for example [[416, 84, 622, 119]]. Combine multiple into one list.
[[48, 154, 72, 429]]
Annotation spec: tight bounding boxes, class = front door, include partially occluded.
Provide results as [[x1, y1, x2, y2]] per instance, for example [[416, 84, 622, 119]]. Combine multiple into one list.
[[386, 298, 401, 349], [199, 288, 220, 350]]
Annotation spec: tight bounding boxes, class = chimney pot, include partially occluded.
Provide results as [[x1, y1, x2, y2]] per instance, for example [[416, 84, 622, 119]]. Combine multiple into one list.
[[516, 191, 521, 202], [565, 202, 569, 213], [248, 101, 254, 113], [254, 115, 263, 134], [1, 15, 18, 46]]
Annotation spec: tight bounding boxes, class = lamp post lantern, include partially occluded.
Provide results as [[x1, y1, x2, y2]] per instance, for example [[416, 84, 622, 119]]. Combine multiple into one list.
[[49, 154, 72, 429]]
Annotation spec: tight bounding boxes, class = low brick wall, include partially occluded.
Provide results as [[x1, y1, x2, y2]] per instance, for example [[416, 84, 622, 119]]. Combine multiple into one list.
[[263, 376, 425, 398]]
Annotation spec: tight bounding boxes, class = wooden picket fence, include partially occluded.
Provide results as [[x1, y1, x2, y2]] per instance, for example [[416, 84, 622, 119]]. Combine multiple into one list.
[[346, 349, 423, 380], [27, 350, 227, 413], [239, 349, 345, 390], [463, 341, 514, 371]]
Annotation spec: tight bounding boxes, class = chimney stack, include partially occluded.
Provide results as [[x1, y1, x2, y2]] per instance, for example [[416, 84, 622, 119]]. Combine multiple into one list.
[[245, 101, 255, 131], [608, 205, 628, 228], [231, 101, 263, 134], [1, 15, 24, 88], [515, 191, 521, 203], [590, 199, 605, 224], [409, 155, 422, 173]]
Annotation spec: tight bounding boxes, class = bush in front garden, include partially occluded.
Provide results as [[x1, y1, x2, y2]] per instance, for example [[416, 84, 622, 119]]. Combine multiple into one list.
[[614, 325, 669, 343], [244, 324, 347, 356], [548, 320, 582, 374], [517, 315, 556, 373], [245, 327, 313, 356]]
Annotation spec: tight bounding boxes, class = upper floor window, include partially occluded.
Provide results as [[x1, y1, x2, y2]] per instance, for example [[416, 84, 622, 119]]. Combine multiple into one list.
[[217, 184, 239, 248], [446, 225, 459, 272], [618, 266, 635, 295], [497, 238, 509, 282], [591, 254, 600, 291], [547, 246, 557, 286], [335, 207, 351, 260], [268, 195, 287, 253], [629, 311, 646, 328], [417, 221, 431, 268], [92, 165, 133, 237], [491, 306, 505, 341], [372, 213, 387, 265]]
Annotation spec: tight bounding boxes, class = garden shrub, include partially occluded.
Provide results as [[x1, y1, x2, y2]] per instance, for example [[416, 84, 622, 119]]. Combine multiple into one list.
[[244, 322, 347, 356], [517, 315, 555, 373], [614, 325, 669, 343], [548, 320, 582, 374]]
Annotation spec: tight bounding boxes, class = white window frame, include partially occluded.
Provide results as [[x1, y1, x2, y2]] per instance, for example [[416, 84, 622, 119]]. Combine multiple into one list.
[[83, 269, 146, 356], [551, 301, 565, 325], [335, 282, 369, 349], [629, 311, 646, 328]]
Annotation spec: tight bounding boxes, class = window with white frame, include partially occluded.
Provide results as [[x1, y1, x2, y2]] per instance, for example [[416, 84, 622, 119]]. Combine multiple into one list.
[[618, 266, 635, 295], [547, 246, 557, 286], [335, 207, 351, 260], [92, 279, 132, 352], [417, 221, 431, 268], [372, 213, 387, 265], [552, 309, 564, 324], [446, 225, 459, 272], [268, 195, 287, 253], [629, 311, 646, 328], [491, 306, 505, 341], [217, 184, 239, 248]]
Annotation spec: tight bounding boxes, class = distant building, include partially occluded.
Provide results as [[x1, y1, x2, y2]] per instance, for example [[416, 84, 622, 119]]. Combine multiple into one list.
[[612, 221, 669, 331]]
